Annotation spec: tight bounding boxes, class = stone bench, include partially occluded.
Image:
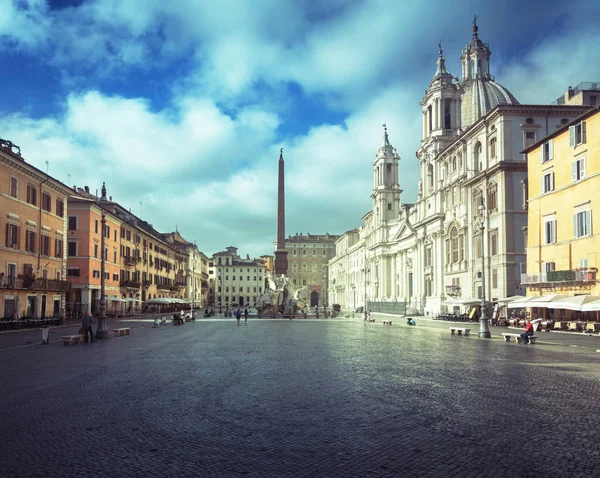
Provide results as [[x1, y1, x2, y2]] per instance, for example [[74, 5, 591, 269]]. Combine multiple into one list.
[[112, 328, 131, 336], [502, 333, 537, 344], [449, 327, 471, 336], [383, 320, 392, 325], [61, 335, 84, 346]]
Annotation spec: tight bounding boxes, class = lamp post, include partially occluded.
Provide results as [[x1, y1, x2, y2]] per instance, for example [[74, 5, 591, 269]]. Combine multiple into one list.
[[191, 246, 196, 317], [478, 198, 491, 338], [95, 207, 113, 339]]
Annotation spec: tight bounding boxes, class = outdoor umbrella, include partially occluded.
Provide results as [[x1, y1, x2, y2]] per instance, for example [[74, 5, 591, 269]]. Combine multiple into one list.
[[455, 298, 481, 306], [507, 296, 533, 308], [581, 299, 600, 312], [526, 294, 571, 308], [496, 295, 525, 304]]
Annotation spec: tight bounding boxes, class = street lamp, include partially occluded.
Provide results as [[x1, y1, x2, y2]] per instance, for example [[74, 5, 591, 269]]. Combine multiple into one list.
[[478, 198, 491, 338], [95, 186, 114, 339], [191, 250, 196, 318]]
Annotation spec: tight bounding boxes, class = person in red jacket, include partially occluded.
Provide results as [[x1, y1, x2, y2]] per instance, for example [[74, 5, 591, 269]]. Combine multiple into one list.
[[521, 320, 535, 344]]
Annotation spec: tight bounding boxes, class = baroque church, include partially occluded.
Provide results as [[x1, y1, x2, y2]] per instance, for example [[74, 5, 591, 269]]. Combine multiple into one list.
[[327, 20, 590, 315]]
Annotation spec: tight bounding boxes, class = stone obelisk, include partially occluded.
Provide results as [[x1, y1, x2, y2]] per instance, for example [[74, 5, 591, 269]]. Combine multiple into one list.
[[274, 148, 288, 275]]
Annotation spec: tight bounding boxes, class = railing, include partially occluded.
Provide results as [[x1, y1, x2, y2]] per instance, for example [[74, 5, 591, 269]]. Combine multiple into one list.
[[32, 279, 71, 292], [0, 277, 70, 291], [120, 280, 141, 288], [446, 285, 461, 297], [521, 269, 597, 285], [124, 256, 137, 267]]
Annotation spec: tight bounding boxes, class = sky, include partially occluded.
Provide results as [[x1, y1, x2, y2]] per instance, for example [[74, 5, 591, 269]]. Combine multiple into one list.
[[1, 0, 599, 259]]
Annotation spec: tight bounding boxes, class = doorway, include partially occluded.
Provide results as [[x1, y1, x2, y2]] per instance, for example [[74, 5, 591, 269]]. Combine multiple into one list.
[[310, 291, 319, 307]]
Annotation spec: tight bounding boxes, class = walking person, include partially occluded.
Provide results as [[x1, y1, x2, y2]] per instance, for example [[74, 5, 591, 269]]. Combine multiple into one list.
[[235, 307, 241, 325], [244, 307, 249, 323], [82, 311, 94, 343]]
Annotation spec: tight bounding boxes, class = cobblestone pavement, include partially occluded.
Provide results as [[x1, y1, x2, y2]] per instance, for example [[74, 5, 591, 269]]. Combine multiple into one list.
[[1, 316, 600, 477]]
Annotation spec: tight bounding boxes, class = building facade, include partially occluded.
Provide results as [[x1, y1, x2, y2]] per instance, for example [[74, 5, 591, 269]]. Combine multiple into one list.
[[66, 185, 184, 317], [212, 246, 266, 308], [0, 139, 72, 320], [284, 232, 340, 307], [523, 107, 600, 304], [327, 23, 591, 316]]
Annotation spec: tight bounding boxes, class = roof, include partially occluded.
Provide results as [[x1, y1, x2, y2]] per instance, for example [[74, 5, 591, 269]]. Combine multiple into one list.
[[521, 106, 599, 154], [286, 233, 340, 243]]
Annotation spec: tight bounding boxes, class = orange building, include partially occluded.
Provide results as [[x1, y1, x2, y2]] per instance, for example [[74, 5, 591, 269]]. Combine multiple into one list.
[[0, 139, 72, 322], [66, 184, 182, 317]]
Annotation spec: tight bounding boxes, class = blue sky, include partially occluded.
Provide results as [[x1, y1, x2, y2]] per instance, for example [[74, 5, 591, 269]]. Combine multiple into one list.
[[1, 0, 599, 258]]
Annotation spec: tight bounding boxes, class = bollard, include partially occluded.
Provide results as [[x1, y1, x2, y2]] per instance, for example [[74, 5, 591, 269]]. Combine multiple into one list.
[[41, 325, 50, 345]]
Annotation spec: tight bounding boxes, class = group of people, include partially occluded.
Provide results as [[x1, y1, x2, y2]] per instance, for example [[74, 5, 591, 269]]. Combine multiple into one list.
[[234, 307, 249, 324]]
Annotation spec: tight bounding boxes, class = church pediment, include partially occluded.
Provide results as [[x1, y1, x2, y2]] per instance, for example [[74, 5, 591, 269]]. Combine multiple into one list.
[[391, 220, 415, 242]]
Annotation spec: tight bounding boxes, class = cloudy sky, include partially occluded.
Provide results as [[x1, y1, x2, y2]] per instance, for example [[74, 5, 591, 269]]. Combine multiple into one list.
[[1, 0, 599, 258]]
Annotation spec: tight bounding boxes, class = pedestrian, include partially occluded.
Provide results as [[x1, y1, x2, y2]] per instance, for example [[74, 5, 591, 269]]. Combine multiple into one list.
[[235, 307, 241, 324], [520, 320, 535, 344], [244, 307, 249, 323], [82, 311, 94, 343]]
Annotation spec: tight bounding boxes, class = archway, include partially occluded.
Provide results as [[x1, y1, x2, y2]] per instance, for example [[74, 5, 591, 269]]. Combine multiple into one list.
[[310, 291, 319, 307]]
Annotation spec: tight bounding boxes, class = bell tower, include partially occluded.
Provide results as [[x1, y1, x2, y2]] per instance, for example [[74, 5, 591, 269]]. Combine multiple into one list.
[[372, 125, 401, 226]]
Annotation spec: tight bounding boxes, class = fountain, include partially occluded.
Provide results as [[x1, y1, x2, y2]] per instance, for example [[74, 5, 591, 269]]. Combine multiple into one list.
[[256, 271, 309, 318]]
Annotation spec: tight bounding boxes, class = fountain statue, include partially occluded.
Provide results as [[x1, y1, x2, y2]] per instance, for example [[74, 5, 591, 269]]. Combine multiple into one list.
[[256, 271, 310, 318]]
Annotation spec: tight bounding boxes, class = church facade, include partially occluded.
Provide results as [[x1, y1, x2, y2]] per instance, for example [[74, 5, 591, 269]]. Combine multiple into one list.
[[328, 22, 590, 315]]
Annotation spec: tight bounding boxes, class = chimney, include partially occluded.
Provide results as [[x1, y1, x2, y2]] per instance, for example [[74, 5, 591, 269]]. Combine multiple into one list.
[[84, 186, 89, 193]]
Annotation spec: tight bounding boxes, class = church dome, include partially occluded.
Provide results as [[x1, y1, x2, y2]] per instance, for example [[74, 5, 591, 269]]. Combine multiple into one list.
[[461, 78, 519, 127]]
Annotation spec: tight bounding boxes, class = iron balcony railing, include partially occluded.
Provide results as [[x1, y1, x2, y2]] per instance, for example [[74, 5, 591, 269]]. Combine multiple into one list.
[[521, 269, 597, 285]]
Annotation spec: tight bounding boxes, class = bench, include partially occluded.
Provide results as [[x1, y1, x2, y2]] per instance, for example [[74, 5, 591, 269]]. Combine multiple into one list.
[[366, 318, 375, 323], [112, 328, 131, 336], [61, 335, 84, 346], [383, 320, 392, 325], [502, 333, 537, 344], [449, 327, 471, 336]]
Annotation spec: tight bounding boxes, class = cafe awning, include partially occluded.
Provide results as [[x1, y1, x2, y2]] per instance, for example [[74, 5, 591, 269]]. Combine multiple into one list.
[[548, 295, 600, 311], [525, 294, 571, 308], [496, 295, 525, 304]]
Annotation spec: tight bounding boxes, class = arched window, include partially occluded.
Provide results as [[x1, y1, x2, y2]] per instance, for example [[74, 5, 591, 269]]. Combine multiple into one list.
[[474, 142, 483, 172], [427, 164, 434, 188]]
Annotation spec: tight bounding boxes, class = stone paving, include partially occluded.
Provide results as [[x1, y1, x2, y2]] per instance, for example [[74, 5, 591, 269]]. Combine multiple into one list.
[[1, 315, 600, 477]]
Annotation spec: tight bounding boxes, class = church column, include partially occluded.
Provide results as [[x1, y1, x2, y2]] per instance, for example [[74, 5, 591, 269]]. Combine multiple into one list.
[[439, 98, 444, 130], [423, 112, 427, 138], [391, 254, 397, 300]]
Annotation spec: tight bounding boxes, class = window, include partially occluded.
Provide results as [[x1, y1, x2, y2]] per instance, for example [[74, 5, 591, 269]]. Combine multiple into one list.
[[56, 199, 64, 218], [591, 96, 597, 107], [459, 235, 464, 262], [302, 279, 307, 286], [302, 262, 307, 272], [312, 249, 316, 256], [425, 247, 432, 267], [487, 186, 497, 212], [113, 273, 119, 281], [6, 224, 19, 248], [387, 203, 392, 210], [303, 249, 306, 256], [25, 231, 36, 253], [68, 216, 77, 231], [490, 232, 498, 255], [542, 172, 554, 193], [94, 244, 98, 258], [569, 121, 586, 147], [524, 131, 536, 148], [93, 270, 100, 279], [322, 249, 326, 256], [544, 219, 556, 244], [67, 268, 80, 277], [114, 251, 117, 263], [293, 249, 297, 256], [68, 241, 77, 257], [541, 139, 553, 163], [42, 235, 50, 256], [572, 157, 586, 182], [26, 184, 37, 205], [95, 220, 98, 233], [543, 262, 555, 273], [312, 263, 317, 272], [114, 230, 117, 241], [451, 229, 458, 263], [492, 269, 498, 289], [475, 236, 482, 258], [10, 176, 18, 198], [55, 238, 63, 258], [490, 138, 497, 159], [573, 210, 592, 238], [42, 193, 51, 212]]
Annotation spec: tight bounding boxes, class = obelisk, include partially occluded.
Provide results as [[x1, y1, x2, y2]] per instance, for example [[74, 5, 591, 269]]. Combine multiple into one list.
[[274, 148, 288, 275]]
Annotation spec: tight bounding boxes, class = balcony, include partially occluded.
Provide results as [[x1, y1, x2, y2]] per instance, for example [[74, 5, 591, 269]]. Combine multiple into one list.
[[521, 269, 597, 286], [120, 280, 141, 289], [445, 284, 461, 297], [124, 256, 137, 267], [0, 276, 71, 292], [32, 278, 71, 292]]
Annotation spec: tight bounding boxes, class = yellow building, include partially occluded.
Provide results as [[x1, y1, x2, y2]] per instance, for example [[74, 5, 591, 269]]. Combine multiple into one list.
[[0, 139, 72, 322], [523, 107, 600, 318]]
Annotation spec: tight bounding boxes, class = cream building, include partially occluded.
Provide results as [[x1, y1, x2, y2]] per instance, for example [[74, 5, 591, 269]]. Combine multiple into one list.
[[212, 246, 266, 308], [328, 22, 591, 316]]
